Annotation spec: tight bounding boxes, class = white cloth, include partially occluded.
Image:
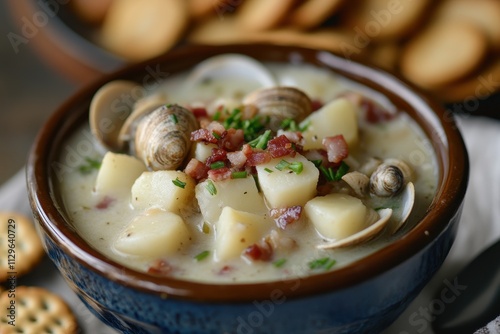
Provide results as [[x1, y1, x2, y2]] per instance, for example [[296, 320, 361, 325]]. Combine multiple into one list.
[[1, 116, 499, 334]]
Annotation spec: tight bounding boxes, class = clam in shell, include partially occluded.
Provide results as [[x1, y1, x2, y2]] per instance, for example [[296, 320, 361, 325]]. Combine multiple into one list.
[[89, 80, 141, 151], [243, 86, 312, 131], [134, 104, 198, 170], [317, 208, 393, 250], [370, 163, 405, 197]]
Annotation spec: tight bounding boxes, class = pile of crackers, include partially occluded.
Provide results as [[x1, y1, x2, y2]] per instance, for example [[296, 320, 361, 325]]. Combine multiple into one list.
[[0, 212, 79, 333], [72, 0, 500, 103]]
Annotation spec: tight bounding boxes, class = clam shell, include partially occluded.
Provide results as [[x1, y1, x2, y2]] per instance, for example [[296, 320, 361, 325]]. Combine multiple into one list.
[[317, 208, 393, 249], [184, 54, 277, 90], [370, 164, 405, 197], [243, 86, 312, 130], [134, 104, 198, 170], [391, 182, 415, 233], [89, 80, 141, 151]]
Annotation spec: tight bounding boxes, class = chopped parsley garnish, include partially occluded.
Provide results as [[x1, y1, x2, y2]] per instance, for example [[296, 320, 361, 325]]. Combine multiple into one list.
[[308, 257, 336, 271], [194, 250, 210, 261], [78, 157, 101, 174], [231, 171, 248, 179], [206, 180, 217, 195], [170, 114, 178, 124], [212, 131, 221, 139], [319, 161, 349, 181], [172, 177, 186, 189], [222, 108, 269, 142], [275, 160, 303, 174], [213, 110, 221, 121], [210, 161, 225, 170], [310, 159, 323, 168], [264, 167, 273, 173], [273, 258, 287, 268]]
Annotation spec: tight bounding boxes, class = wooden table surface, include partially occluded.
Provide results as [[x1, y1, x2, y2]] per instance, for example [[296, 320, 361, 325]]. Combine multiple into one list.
[[0, 1, 79, 184]]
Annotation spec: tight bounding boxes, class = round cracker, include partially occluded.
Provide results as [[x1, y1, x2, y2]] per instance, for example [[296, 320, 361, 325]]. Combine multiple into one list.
[[400, 21, 489, 88], [434, 0, 500, 51], [188, 0, 229, 19], [0, 286, 78, 334], [187, 16, 255, 45], [71, 0, 114, 25], [101, 0, 189, 61], [0, 212, 44, 282], [435, 59, 500, 102], [236, 0, 296, 31], [288, 0, 345, 30], [341, 0, 431, 41]]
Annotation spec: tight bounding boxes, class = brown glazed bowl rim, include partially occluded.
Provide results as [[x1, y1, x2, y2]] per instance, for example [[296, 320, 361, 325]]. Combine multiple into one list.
[[27, 43, 469, 303]]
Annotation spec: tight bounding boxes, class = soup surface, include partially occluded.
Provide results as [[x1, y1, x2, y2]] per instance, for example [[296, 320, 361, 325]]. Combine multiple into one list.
[[57, 57, 437, 283]]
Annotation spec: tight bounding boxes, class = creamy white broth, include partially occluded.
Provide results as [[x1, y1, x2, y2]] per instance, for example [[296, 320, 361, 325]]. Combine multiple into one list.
[[58, 62, 437, 283]]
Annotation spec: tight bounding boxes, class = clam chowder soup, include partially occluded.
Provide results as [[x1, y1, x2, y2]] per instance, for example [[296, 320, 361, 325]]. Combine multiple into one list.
[[58, 55, 437, 283]]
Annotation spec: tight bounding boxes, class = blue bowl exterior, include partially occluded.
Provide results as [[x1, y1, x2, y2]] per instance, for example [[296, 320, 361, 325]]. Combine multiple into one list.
[[35, 204, 463, 334]]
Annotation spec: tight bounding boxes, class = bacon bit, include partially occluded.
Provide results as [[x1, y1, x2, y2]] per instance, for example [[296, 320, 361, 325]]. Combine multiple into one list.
[[311, 99, 323, 112], [278, 131, 304, 145], [361, 98, 395, 123], [191, 128, 218, 144], [185, 158, 209, 181], [206, 121, 226, 134], [217, 265, 233, 275], [206, 148, 227, 167], [190, 107, 208, 119], [219, 128, 244, 151], [323, 135, 348, 164], [147, 259, 173, 276], [270, 206, 302, 229], [227, 151, 247, 169], [245, 150, 272, 166], [96, 196, 114, 210], [243, 241, 273, 262], [208, 167, 232, 181], [267, 135, 296, 158]]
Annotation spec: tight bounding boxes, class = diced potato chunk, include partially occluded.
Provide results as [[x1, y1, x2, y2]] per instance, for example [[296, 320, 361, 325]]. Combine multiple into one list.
[[301, 98, 358, 150], [255, 154, 318, 209], [215, 207, 270, 261], [305, 193, 367, 240], [195, 177, 266, 225], [131, 171, 195, 212], [114, 209, 190, 257], [194, 142, 217, 162], [95, 152, 147, 194]]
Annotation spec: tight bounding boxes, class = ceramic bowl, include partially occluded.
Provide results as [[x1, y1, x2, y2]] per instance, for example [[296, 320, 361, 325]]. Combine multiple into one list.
[[27, 44, 469, 334]]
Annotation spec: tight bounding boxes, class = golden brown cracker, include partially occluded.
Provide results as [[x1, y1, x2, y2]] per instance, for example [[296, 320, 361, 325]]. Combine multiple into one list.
[[235, 0, 297, 31], [0, 286, 78, 334], [341, 0, 432, 41], [400, 21, 489, 88], [187, 16, 255, 45], [435, 0, 500, 51], [435, 59, 500, 102], [188, 0, 231, 19], [0, 212, 44, 283], [288, 0, 345, 30], [71, 0, 114, 25], [101, 0, 189, 61]]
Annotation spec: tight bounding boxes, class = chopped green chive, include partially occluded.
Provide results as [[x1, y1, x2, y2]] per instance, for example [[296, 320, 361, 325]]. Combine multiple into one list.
[[288, 162, 303, 174], [172, 177, 186, 189], [213, 110, 221, 121], [170, 114, 178, 124], [231, 171, 248, 179], [166, 103, 172, 108], [310, 159, 323, 168], [319, 161, 350, 182], [299, 120, 311, 132], [206, 180, 217, 195], [78, 157, 101, 174], [275, 159, 290, 171], [212, 131, 221, 140], [194, 250, 210, 261], [210, 161, 225, 169], [275, 160, 303, 174], [248, 129, 271, 149], [264, 167, 273, 173], [308, 257, 336, 271], [273, 258, 287, 268]]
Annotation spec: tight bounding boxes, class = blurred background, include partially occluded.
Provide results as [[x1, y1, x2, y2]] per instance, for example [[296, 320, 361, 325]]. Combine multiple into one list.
[[1, 0, 499, 185]]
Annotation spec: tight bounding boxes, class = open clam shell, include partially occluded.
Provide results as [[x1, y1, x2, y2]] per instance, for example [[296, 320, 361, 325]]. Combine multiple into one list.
[[390, 181, 415, 233], [317, 208, 393, 250], [183, 54, 278, 91], [89, 80, 141, 151]]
